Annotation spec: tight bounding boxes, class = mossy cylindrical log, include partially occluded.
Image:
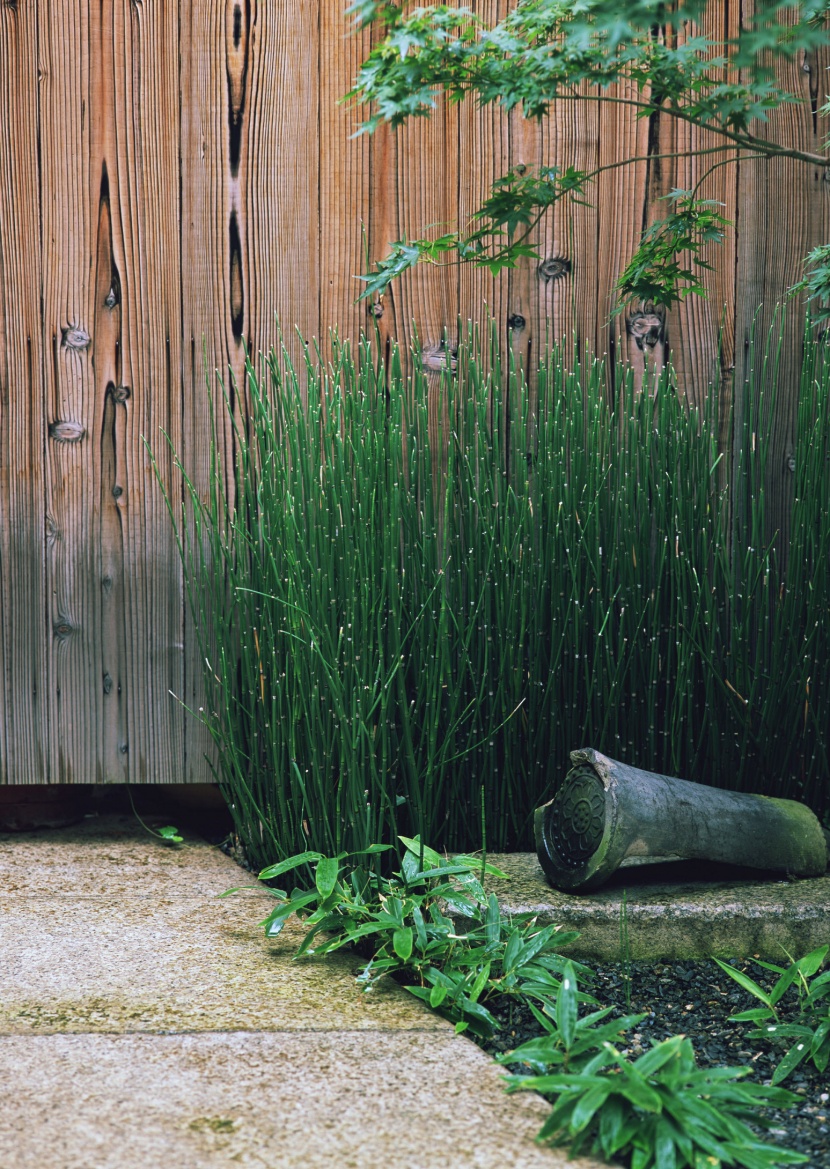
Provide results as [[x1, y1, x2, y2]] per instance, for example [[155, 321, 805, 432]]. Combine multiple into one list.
[[535, 748, 829, 892]]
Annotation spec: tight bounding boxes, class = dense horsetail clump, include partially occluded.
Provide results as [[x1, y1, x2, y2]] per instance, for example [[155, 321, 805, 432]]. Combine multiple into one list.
[[160, 326, 829, 870]]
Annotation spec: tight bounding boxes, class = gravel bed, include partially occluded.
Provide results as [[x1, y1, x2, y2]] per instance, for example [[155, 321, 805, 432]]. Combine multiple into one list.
[[481, 958, 830, 1167]]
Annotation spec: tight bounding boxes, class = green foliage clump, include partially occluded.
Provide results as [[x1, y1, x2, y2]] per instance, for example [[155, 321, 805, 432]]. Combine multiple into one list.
[[716, 945, 830, 1084], [249, 835, 590, 1036], [615, 190, 731, 309], [502, 965, 809, 1168], [792, 245, 830, 323], [244, 840, 810, 1169]]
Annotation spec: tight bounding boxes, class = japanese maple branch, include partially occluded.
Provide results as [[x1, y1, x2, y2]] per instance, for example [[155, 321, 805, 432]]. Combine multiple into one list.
[[553, 87, 829, 167], [475, 144, 764, 263]]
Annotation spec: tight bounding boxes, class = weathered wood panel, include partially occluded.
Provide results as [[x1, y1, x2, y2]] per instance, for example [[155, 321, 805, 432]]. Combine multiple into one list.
[[733, 3, 830, 553], [0, 0, 47, 784], [458, 1, 509, 358], [320, 8, 371, 352], [37, 0, 185, 783], [0, 1, 826, 783]]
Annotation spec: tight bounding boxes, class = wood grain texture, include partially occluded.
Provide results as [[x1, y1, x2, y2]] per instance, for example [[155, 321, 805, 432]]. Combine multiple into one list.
[[0, 0, 48, 783], [181, 0, 322, 780], [0, 1, 826, 784], [733, 2, 830, 552], [320, 9, 371, 353], [37, 0, 185, 783], [593, 83, 654, 385], [390, 102, 460, 369], [661, 3, 740, 419], [458, 1, 509, 357]]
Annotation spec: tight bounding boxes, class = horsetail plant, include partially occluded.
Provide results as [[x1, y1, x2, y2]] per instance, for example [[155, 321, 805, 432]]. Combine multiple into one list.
[[153, 320, 830, 872]]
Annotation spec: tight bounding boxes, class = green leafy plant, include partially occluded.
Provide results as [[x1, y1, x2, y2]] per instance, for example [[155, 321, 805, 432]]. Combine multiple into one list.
[[344, 0, 830, 309], [126, 785, 183, 846], [249, 835, 587, 1037], [615, 191, 731, 310], [502, 964, 809, 1168], [791, 244, 830, 323], [715, 945, 830, 1084], [499, 959, 647, 1073]]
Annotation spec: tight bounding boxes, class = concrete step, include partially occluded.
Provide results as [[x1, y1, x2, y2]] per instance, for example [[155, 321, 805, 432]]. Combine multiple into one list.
[[487, 853, 830, 962]]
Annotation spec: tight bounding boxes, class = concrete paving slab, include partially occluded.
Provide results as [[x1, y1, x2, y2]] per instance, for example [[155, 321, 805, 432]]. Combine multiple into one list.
[[488, 852, 830, 961], [0, 813, 241, 896], [0, 1031, 597, 1169], [0, 891, 448, 1034], [0, 816, 605, 1167]]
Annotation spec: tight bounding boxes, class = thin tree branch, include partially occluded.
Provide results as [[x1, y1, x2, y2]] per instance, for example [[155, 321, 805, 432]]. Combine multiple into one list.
[[549, 87, 830, 167]]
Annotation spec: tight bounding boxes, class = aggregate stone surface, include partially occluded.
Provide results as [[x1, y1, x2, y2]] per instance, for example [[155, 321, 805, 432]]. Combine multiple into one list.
[[0, 816, 444, 1035], [0, 814, 238, 895], [0, 894, 443, 1033], [0, 816, 603, 1168], [487, 852, 830, 961], [0, 1032, 600, 1169]]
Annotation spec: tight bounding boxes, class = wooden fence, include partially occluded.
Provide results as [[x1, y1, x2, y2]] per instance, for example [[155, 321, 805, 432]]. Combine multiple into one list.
[[1, 1, 828, 784]]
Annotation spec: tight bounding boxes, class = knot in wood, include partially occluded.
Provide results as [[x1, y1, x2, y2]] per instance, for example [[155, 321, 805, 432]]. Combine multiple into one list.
[[507, 313, 526, 330], [787, 454, 796, 473], [367, 302, 384, 319], [49, 420, 86, 443], [111, 384, 131, 404], [421, 341, 458, 374], [61, 326, 91, 351], [626, 309, 665, 351], [104, 287, 119, 310], [53, 619, 74, 639], [538, 256, 571, 283]]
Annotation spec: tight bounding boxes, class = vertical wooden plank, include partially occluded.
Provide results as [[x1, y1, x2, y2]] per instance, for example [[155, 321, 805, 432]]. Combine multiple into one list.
[[369, 101, 460, 368], [181, 0, 320, 409], [657, 6, 739, 412], [507, 108, 544, 378], [0, 0, 48, 783], [527, 87, 601, 368], [39, 0, 184, 783], [180, 0, 239, 784], [594, 84, 653, 382], [39, 0, 97, 784], [367, 118, 401, 368], [366, 5, 511, 365], [117, 0, 186, 783], [457, 0, 509, 356], [319, 8, 371, 350], [243, 3, 320, 358], [180, 0, 320, 777], [733, 0, 830, 549]]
